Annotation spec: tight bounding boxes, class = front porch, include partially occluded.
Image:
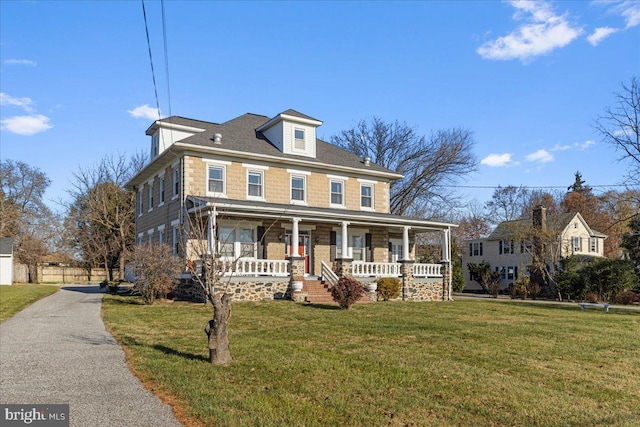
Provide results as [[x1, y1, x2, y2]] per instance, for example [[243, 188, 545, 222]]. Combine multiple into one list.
[[180, 196, 455, 302]]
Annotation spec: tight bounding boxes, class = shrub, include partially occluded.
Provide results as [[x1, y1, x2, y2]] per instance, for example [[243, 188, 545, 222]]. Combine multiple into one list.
[[128, 243, 182, 305], [584, 293, 599, 303], [613, 291, 636, 305], [376, 277, 401, 301], [528, 282, 541, 300], [514, 275, 530, 300], [331, 277, 365, 309], [488, 282, 501, 298]]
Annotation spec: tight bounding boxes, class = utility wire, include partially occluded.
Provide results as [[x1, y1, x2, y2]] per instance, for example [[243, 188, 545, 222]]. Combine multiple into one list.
[[142, 0, 162, 122], [161, 0, 172, 119], [432, 184, 627, 190]]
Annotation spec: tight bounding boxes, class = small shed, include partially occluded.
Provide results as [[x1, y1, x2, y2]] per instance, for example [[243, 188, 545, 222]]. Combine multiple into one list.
[[0, 238, 14, 285]]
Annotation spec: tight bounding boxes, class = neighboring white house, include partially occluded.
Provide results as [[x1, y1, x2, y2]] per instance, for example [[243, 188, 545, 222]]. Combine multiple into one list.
[[0, 238, 14, 285], [462, 208, 607, 292]]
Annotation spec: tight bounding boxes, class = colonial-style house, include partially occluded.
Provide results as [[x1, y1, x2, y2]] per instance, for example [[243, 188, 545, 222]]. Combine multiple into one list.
[[462, 207, 607, 292], [126, 109, 455, 302]]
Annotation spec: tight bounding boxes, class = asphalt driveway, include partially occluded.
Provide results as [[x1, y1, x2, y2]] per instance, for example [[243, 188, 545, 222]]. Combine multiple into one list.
[[0, 285, 183, 427]]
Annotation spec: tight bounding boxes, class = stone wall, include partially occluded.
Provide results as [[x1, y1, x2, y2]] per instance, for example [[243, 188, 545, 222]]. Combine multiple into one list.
[[173, 277, 290, 303], [402, 278, 445, 301]]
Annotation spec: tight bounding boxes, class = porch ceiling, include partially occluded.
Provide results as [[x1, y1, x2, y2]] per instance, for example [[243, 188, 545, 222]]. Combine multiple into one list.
[[186, 196, 457, 231]]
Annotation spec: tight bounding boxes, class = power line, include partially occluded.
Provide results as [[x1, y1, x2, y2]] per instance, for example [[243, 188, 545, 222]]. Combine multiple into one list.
[[141, 0, 162, 122], [433, 184, 627, 190]]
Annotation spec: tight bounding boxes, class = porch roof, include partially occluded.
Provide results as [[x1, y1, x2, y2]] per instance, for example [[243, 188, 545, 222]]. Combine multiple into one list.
[[187, 196, 457, 232]]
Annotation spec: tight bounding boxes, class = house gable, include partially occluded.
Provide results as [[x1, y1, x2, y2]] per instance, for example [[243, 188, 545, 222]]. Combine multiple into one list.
[[257, 109, 323, 159]]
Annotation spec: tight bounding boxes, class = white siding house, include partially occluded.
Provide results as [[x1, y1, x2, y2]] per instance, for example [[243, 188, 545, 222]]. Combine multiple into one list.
[[0, 238, 14, 285]]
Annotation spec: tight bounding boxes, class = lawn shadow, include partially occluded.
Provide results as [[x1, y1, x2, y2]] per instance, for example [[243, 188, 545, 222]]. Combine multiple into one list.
[[154, 344, 208, 362], [62, 285, 103, 294], [103, 293, 145, 305], [301, 303, 342, 310]]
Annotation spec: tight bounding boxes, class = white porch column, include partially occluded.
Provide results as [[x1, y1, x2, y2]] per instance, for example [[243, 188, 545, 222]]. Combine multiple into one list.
[[441, 228, 450, 262], [291, 218, 300, 257], [341, 221, 350, 258], [402, 226, 411, 261], [207, 207, 217, 255]]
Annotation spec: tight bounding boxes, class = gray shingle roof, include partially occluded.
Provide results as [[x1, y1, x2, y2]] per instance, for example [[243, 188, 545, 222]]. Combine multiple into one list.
[[165, 113, 397, 175], [487, 212, 605, 240], [278, 109, 321, 122]]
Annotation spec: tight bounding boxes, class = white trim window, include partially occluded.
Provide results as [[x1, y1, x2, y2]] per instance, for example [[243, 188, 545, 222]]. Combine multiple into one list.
[[207, 165, 226, 197], [330, 179, 344, 207], [173, 167, 180, 199], [148, 183, 154, 211], [500, 266, 518, 281], [158, 230, 165, 245], [218, 225, 257, 259], [159, 176, 165, 206], [172, 225, 180, 255], [151, 133, 159, 158], [137, 233, 144, 246], [291, 175, 306, 204], [294, 128, 305, 151], [573, 236, 582, 253], [469, 242, 483, 257], [589, 237, 598, 253], [360, 184, 373, 210], [499, 240, 514, 255], [247, 170, 264, 200], [138, 190, 144, 216]]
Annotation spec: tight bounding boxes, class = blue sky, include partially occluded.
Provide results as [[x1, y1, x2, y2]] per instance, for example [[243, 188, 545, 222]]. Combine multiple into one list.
[[1, 0, 639, 214]]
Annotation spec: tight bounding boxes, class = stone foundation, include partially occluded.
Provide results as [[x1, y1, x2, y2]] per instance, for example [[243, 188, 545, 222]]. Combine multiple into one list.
[[173, 278, 290, 302], [402, 279, 445, 301]]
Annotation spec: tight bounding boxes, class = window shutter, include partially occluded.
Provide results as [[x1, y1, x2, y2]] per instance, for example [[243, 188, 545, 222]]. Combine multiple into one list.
[[365, 233, 372, 262], [515, 266, 518, 279], [330, 231, 336, 262], [479, 242, 483, 256], [257, 226, 266, 259], [469, 243, 473, 256]]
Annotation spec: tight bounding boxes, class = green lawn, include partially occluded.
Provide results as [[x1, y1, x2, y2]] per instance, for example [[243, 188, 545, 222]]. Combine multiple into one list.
[[0, 284, 59, 322], [102, 296, 640, 427]]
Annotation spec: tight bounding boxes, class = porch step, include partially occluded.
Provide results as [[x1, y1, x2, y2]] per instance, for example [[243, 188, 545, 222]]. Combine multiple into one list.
[[302, 279, 373, 304]]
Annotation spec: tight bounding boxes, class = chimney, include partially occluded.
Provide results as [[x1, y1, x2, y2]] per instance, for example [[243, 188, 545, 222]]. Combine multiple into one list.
[[533, 206, 547, 231], [213, 133, 222, 144]]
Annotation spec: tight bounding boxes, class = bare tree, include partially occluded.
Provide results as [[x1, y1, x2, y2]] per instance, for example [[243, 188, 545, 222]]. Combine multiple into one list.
[[183, 210, 278, 365], [1, 160, 59, 282], [331, 117, 477, 217], [595, 76, 640, 196], [65, 153, 144, 280], [484, 185, 529, 225]]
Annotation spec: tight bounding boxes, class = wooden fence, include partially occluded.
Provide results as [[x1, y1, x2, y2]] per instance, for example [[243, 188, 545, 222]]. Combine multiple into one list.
[[12, 264, 112, 284]]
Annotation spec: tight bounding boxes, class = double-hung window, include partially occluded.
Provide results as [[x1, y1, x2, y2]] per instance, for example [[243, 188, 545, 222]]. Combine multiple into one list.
[[360, 184, 373, 209], [330, 180, 344, 207], [572, 236, 582, 253], [138, 190, 144, 216], [294, 128, 305, 151], [291, 176, 306, 203], [218, 225, 256, 259], [208, 167, 224, 194], [469, 242, 483, 256], [148, 183, 154, 211], [499, 240, 514, 255], [589, 237, 598, 253], [159, 177, 165, 205], [173, 168, 180, 198], [172, 225, 179, 254], [247, 171, 263, 199]]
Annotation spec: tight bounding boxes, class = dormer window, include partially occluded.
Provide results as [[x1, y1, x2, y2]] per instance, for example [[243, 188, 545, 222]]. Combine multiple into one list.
[[294, 129, 305, 150], [151, 133, 159, 158]]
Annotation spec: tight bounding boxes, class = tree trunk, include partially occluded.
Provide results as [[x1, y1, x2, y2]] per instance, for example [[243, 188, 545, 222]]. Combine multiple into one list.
[[204, 293, 232, 365]]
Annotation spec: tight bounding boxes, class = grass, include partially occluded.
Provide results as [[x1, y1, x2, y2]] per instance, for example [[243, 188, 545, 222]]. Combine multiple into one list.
[[102, 296, 640, 427], [0, 284, 59, 322]]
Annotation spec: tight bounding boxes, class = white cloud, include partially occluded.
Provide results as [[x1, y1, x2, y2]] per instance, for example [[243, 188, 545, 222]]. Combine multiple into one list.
[[617, 0, 640, 28], [551, 144, 571, 151], [0, 92, 34, 112], [477, 0, 583, 61], [525, 149, 554, 163], [3, 59, 37, 66], [481, 153, 518, 167], [127, 104, 160, 121], [587, 26, 620, 45], [1, 114, 52, 136], [574, 140, 595, 150]]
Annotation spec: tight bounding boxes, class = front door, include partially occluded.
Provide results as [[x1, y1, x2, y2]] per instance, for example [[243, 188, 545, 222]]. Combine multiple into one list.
[[286, 233, 311, 274]]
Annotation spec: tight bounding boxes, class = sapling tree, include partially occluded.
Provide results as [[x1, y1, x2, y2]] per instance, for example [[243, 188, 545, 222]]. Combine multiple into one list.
[[183, 209, 277, 365], [467, 262, 501, 297]]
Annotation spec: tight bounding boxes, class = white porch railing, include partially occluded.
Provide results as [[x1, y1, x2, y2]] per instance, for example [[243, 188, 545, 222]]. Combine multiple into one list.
[[220, 259, 289, 277], [321, 261, 339, 287], [352, 261, 400, 278], [413, 263, 442, 278]]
